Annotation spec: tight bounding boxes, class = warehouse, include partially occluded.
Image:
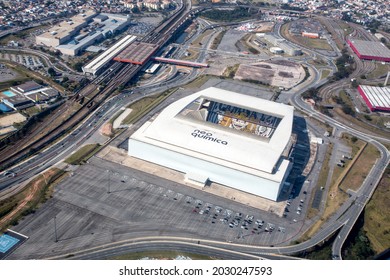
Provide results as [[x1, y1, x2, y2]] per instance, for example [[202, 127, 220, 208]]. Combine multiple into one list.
[[347, 39, 390, 62], [358, 85, 390, 112], [128, 87, 294, 201]]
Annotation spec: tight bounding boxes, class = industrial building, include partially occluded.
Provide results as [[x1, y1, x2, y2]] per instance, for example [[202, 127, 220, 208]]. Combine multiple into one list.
[[82, 35, 137, 76], [36, 10, 96, 48], [1, 81, 59, 110], [36, 11, 131, 56], [264, 34, 302, 56], [301, 32, 319, 39], [1, 93, 34, 110], [358, 85, 390, 112], [128, 87, 294, 201], [347, 39, 390, 62]]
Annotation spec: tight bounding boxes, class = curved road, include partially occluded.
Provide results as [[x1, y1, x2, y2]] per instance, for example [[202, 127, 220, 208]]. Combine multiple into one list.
[[1, 8, 389, 260]]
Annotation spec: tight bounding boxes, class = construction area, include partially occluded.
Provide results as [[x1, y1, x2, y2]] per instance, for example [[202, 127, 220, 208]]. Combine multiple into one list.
[[234, 60, 306, 89]]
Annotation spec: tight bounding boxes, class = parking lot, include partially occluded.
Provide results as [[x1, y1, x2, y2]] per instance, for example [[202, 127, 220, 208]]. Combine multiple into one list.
[[8, 156, 302, 259], [0, 53, 43, 69], [0, 63, 20, 82]]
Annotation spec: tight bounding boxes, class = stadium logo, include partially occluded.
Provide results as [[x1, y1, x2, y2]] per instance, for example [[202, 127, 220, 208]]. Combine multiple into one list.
[[191, 129, 228, 145]]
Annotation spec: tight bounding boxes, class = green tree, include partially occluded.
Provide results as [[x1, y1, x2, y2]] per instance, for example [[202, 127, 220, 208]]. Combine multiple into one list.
[[73, 62, 83, 72], [48, 67, 56, 77]]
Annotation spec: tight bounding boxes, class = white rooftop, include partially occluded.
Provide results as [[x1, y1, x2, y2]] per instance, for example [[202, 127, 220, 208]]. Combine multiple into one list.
[[130, 87, 294, 177], [359, 85, 390, 109]]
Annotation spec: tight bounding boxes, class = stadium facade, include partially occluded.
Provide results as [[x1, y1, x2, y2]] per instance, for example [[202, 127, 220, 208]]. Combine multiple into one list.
[[128, 88, 294, 201]]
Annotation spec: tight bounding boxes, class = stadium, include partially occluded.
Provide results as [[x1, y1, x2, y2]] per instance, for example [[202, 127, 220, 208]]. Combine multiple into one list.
[[128, 87, 294, 201]]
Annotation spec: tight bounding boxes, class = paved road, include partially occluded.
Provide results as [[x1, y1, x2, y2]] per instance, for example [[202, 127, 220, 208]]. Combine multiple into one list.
[[1, 13, 389, 260]]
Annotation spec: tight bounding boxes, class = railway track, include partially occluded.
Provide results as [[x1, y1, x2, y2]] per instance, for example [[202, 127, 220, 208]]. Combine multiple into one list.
[[0, 1, 190, 170]]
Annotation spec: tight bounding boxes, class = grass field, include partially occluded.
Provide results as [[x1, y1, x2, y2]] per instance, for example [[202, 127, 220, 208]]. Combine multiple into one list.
[[332, 107, 390, 139], [191, 29, 213, 47], [183, 75, 213, 89], [309, 58, 328, 67], [297, 37, 333, 51], [64, 144, 101, 165], [0, 60, 29, 90], [366, 62, 390, 79], [122, 89, 176, 125], [222, 64, 240, 78], [0, 168, 66, 232], [0, 60, 66, 93], [181, 49, 200, 61], [339, 144, 379, 192], [320, 69, 331, 80], [364, 165, 390, 253], [109, 251, 216, 260], [210, 30, 226, 50], [338, 21, 354, 37], [280, 22, 332, 50], [303, 136, 368, 239]]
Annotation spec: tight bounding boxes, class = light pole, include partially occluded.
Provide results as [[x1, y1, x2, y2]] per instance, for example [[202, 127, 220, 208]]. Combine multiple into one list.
[[107, 170, 111, 194], [54, 215, 58, 243]]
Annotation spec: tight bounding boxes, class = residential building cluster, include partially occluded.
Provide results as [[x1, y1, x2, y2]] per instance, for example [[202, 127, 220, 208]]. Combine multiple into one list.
[[122, 0, 172, 11], [0, 0, 175, 29], [280, 0, 390, 28]]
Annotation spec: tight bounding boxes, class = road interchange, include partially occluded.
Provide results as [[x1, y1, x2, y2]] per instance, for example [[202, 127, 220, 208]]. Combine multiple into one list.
[[0, 3, 389, 260]]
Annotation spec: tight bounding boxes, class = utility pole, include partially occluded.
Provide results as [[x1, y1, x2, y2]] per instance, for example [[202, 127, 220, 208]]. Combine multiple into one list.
[[384, 71, 390, 86], [107, 170, 111, 194]]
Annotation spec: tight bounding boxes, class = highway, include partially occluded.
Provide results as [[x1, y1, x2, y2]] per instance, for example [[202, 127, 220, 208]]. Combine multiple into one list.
[[0, 68, 195, 195], [1, 3, 389, 260], [49, 237, 302, 260], [0, 0, 190, 171]]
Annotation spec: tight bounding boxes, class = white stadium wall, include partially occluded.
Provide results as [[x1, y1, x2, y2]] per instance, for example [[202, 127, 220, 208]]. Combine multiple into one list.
[[127, 87, 294, 202], [128, 139, 292, 201]]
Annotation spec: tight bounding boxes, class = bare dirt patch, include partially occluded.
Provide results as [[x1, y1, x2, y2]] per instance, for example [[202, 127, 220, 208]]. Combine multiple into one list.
[[235, 60, 305, 89], [100, 122, 114, 137], [0, 168, 65, 231], [0, 113, 26, 127]]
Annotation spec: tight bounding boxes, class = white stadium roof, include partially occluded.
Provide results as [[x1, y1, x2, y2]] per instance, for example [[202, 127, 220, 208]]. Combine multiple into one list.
[[130, 87, 294, 179]]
